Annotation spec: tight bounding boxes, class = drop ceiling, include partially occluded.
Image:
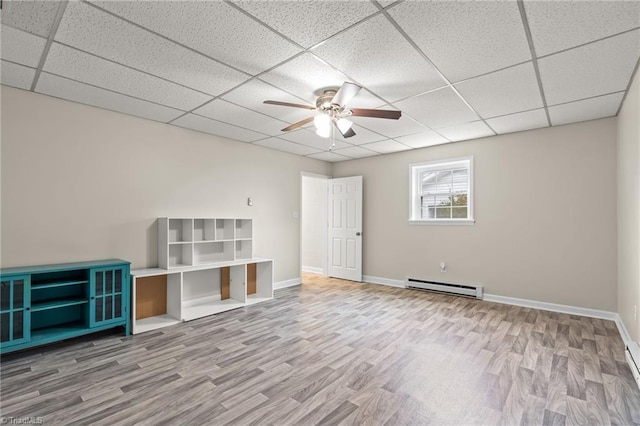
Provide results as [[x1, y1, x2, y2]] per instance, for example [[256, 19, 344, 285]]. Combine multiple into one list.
[[1, 0, 639, 162]]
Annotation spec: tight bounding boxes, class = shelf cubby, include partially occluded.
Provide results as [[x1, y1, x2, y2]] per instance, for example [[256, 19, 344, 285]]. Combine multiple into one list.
[[215, 219, 235, 240], [246, 261, 274, 306], [168, 243, 193, 268], [193, 219, 215, 242], [182, 266, 245, 321], [132, 272, 181, 334], [168, 218, 193, 243], [194, 241, 234, 265], [235, 219, 252, 239], [235, 240, 253, 260]]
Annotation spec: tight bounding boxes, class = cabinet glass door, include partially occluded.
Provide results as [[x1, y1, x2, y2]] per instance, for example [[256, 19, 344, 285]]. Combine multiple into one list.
[[90, 267, 126, 327], [0, 275, 30, 347]]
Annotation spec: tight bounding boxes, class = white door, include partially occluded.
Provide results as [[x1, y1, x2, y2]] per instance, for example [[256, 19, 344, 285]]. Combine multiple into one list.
[[328, 176, 363, 281]]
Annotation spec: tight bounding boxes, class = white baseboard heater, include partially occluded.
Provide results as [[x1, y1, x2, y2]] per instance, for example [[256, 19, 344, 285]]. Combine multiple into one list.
[[405, 277, 483, 299], [626, 345, 640, 390]]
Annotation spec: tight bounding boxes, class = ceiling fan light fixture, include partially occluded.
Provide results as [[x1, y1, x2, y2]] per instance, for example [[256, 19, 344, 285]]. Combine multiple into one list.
[[336, 118, 353, 134], [316, 126, 331, 138], [313, 113, 331, 130]]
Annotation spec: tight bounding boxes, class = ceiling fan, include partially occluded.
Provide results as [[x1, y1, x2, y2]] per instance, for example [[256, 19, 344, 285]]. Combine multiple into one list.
[[263, 82, 401, 139]]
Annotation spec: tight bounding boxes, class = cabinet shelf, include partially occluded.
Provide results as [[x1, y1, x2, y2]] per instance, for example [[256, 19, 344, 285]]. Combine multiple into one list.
[[31, 280, 88, 290], [30, 321, 86, 342], [31, 298, 88, 312]]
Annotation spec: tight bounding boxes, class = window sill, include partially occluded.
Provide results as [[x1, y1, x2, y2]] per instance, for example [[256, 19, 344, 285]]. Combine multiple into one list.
[[408, 219, 476, 226]]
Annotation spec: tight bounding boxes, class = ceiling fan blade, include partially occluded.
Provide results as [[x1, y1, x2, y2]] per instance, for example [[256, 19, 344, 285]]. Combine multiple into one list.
[[334, 121, 356, 138], [281, 116, 314, 132], [264, 100, 316, 110], [331, 82, 362, 107], [349, 108, 401, 119]]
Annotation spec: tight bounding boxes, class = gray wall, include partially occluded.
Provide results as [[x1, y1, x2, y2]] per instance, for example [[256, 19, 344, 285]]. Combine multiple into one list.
[[333, 118, 618, 311], [301, 175, 326, 271], [618, 69, 640, 340], [0, 87, 332, 282]]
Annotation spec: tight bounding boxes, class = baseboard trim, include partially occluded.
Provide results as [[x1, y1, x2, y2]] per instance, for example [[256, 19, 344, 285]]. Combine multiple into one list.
[[483, 293, 618, 321], [362, 275, 405, 288], [302, 266, 323, 274], [274, 278, 301, 289]]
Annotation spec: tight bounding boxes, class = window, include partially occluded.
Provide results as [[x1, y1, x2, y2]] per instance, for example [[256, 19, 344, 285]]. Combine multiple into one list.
[[409, 157, 474, 225]]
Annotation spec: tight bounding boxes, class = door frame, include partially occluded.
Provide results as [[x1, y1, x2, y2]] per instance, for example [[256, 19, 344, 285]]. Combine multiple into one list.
[[300, 172, 330, 280]]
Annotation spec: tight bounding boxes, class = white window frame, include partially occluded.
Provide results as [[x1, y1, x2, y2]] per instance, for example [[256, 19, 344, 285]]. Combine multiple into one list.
[[409, 156, 475, 225]]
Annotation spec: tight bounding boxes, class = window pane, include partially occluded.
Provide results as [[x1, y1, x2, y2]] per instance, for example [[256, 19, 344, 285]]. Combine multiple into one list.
[[452, 207, 468, 218], [115, 270, 122, 292], [96, 272, 103, 296], [436, 207, 451, 218], [1, 312, 9, 342], [13, 311, 23, 340], [426, 207, 436, 219], [0, 282, 10, 311], [105, 296, 113, 320], [14, 280, 23, 309], [452, 169, 468, 192], [452, 193, 468, 207], [106, 271, 113, 294], [95, 297, 103, 322]]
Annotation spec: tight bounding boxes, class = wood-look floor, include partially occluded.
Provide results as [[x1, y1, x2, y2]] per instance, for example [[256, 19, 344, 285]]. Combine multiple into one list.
[[1, 273, 639, 425]]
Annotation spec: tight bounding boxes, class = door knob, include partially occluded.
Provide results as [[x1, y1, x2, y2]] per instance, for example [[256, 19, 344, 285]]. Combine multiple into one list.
[[356, 232, 362, 236]]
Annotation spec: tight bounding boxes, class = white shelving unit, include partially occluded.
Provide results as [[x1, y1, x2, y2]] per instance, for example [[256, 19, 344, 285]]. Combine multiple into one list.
[[131, 258, 273, 334], [132, 217, 272, 334], [159, 218, 252, 269]]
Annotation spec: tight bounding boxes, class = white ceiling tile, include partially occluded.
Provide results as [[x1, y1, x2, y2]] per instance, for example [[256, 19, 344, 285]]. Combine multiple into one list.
[[524, 0, 640, 57], [222, 79, 311, 121], [43, 43, 212, 111], [311, 14, 446, 102], [0, 0, 59, 37], [394, 131, 449, 148], [172, 114, 267, 143], [253, 137, 321, 156], [394, 87, 479, 129], [259, 53, 350, 104], [234, 1, 378, 48], [352, 113, 427, 138], [306, 151, 352, 163], [279, 128, 352, 150], [455, 62, 543, 118], [388, 0, 531, 82], [437, 121, 494, 142], [1, 25, 46, 67], [548, 93, 624, 126], [360, 139, 412, 154], [486, 109, 549, 134], [36, 72, 184, 123], [194, 99, 291, 136], [1, 60, 35, 90], [55, 2, 249, 96], [342, 125, 387, 145], [332, 146, 380, 159], [90, 0, 301, 75], [539, 30, 640, 106]]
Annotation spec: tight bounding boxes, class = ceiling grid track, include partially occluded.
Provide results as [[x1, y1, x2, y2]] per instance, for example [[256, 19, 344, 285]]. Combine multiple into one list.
[[516, 0, 552, 127], [616, 55, 640, 116], [29, 0, 68, 91]]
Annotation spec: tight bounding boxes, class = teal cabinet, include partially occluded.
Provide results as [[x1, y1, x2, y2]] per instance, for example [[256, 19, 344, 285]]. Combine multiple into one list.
[[0, 275, 31, 347], [0, 259, 130, 354]]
